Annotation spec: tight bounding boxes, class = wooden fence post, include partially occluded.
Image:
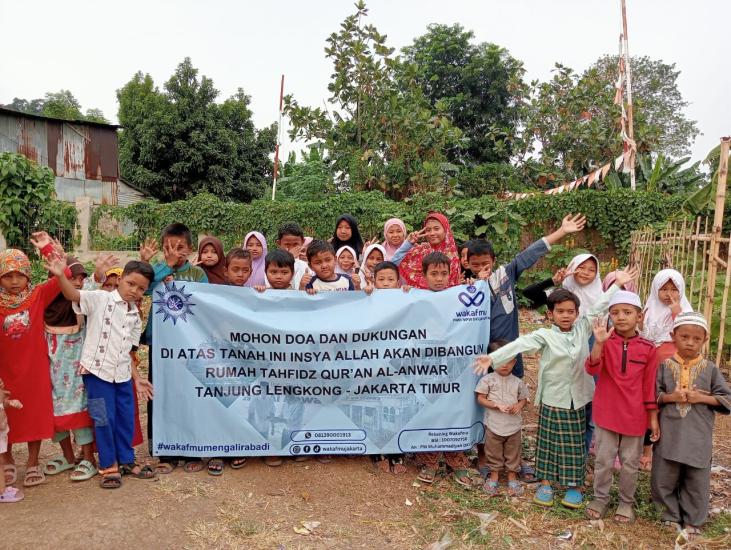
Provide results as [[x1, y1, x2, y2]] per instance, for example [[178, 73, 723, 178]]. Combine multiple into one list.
[[702, 137, 730, 353]]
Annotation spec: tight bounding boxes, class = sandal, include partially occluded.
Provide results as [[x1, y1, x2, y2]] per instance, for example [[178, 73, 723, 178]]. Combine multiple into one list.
[[183, 460, 204, 473], [519, 464, 538, 483], [155, 461, 176, 475], [208, 459, 225, 476], [482, 480, 500, 497], [585, 499, 609, 520], [389, 457, 407, 475], [23, 466, 46, 487], [0, 486, 24, 503], [264, 456, 284, 467], [3, 464, 17, 485], [230, 458, 247, 469], [70, 460, 98, 482], [99, 467, 122, 489], [453, 469, 474, 489], [613, 502, 635, 523], [417, 467, 437, 484], [507, 480, 524, 497], [376, 456, 391, 474], [120, 463, 157, 480], [43, 456, 75, 476], [561, 487, 585, 509], [533, 484, 554, 507]]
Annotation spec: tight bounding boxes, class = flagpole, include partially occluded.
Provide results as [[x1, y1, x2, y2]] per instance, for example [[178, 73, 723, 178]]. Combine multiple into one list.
[[621, 0, 636, 190], [272, 74, 285, 201]]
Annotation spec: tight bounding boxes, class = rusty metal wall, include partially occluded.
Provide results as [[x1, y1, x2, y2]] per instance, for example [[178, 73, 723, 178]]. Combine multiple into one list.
[[0, 111, 119, 205]]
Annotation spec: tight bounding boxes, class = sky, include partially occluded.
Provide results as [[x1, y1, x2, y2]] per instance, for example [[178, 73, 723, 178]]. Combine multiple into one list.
[[1, 0, 728, 166]]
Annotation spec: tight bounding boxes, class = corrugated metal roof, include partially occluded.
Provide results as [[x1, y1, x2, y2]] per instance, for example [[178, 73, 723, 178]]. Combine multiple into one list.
[[0, 106, 120, 129]]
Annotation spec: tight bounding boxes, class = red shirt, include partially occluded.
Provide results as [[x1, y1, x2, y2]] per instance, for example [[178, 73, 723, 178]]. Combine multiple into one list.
[[585, 332, 657, 436], [0, 279, 60, 443]]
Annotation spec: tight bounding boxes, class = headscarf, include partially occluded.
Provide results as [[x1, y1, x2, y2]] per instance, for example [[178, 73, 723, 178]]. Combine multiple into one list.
[[602, 270, 637, 293], [0, 249, 32, 310], [562, 253, 602, 316], [105, 267, 123, 279], [243, 231, 268, 287], [196, 236, 227, 285], [44, 257, 87, 327], [358, 243, 387, 283], [642, 269, 693, 345], [331, 215, 364, 258], [398, 212, 460, 290], [382, 218, 406, 261], [335, 245, 358, 275]]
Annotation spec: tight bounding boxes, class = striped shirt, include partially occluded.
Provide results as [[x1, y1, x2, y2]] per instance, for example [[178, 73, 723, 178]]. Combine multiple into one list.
[[76, 289, 141, 383]]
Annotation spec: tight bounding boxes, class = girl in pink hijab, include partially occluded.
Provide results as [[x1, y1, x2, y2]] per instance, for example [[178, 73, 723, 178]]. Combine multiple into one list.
[[243, 231, 268, 287], [382, 218, 406, 261]]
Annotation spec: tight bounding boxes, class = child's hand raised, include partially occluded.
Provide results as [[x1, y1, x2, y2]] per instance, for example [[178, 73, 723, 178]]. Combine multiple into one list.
[[613, 266, 639, 289], [43, 254, 68, 277], [560, 213, 587, 235], [668, 294, 682, 316], [352, 273, 361, 290], [472, 355, 493, 376], [30, 231, 55, 255], [592, 317, 613, 344], [95, 252, 120, 280], [407, 229, 426, 245], [477, 265, 492, 281], [299, 272, 313, 290], [364, 282, 374, 296], [140, 238, 158, 263], [363, 236, 379, 249], [552, 267, 570, 285]]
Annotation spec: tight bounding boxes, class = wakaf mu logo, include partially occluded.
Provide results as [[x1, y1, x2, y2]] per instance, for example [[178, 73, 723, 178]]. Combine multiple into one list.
[[454, 285, 488, 321], [153, 281, 196, 324]]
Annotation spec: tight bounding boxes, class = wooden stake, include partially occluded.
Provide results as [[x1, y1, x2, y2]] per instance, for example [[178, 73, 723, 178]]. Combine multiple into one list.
[[716, 231, 731, 367], [271, 74, 285, 201], [702, 138, 730, 326], [621, 0, 636, 191]]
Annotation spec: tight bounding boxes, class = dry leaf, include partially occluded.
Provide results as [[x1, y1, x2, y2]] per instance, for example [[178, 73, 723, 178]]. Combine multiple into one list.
[[589, 519, 605, 532], [293, 526, 310, 536], [405, 499, 413, 506], [302, 521, 320, 531], [508, 516, 530, 533]]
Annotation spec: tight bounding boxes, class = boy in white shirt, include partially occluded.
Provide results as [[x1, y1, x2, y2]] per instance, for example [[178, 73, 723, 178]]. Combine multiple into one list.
[[48, 258, 155, 489]]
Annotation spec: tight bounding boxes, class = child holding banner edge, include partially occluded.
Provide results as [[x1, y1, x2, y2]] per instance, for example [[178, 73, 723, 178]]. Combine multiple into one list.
[[472, 267, 637, 508]]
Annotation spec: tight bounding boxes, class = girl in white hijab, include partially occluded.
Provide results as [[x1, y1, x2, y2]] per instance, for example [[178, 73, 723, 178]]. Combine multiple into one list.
[[335, 245, 358, 275], [359, 243, 387, 285], [562, 253, 602, 316], [642, 269, 693, 348]]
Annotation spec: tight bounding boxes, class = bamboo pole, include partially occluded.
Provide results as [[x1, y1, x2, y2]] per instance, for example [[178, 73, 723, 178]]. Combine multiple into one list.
[[716, 231, 731, 367], [621, 0, 636, 191], [698, 218, 710, 312], [703, 138, 730, 325], [688, 218, 701, 305], [271, 74, 285, 201]]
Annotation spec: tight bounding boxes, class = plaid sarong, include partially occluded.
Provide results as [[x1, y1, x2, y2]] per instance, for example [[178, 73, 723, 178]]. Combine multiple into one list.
[[535, 403, 586, 486]]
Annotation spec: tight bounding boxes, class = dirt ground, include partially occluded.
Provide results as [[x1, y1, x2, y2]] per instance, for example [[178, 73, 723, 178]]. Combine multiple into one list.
[[4, 311, 731, 549]]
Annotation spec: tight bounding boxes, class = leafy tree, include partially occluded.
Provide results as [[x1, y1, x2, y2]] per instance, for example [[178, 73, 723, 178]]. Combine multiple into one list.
[[283, 1, 463, 201], [636, 153, 703, 193], [401, 24, 526, 165], [4, 90, 108, 123], [590, 56, 700, 158], [276, 146, 335, 201], [456, 162, 527, 198], [117, 58, 276, 202], [518, 56, 700, 184]]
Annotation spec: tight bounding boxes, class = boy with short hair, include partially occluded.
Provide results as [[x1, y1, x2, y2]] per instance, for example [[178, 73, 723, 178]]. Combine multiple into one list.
[[584, 291, 659, 523], [652, 312, 731, 537], [260, 249, 296, 290], [275, 223, 313, 290], [141, 222, 208, 474], [473, 268, 637, 509], [48, 258, 157, 489], [416, 252, 474, 485], [468, 213, 586, 379], [476, 340, 529, 497], [225, 249, 253, 287], [305, 240, 354, 293]]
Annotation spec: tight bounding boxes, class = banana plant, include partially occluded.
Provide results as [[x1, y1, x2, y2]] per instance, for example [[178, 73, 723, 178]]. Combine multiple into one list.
[[638, 153, 703, 193], [683, 144, 729, 214]]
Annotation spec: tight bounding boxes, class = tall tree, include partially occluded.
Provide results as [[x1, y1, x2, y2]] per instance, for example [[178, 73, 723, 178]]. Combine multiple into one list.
[[517, 56, 700, 184], [283, 1, 463, 200], [117, 58, 276, 202], [4, 91, 108, 123], [401, 24, 526, 165]]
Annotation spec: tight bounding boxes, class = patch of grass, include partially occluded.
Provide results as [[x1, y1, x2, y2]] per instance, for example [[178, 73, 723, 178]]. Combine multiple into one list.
[[704, 512, 731, 538]]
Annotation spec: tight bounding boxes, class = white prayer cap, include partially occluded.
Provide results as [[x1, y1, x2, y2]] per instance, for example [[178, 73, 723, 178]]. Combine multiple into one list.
[[608, 290, 642, 310], [673, 311, 708, 334]]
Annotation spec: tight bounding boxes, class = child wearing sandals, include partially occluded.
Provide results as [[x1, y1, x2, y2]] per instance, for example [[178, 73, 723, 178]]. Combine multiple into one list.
[[475, 340, 529, 497], [43, 255, 115, 483], [0, 378, 23, 502], [651, 312, 731, 539], [584, 291, 659, 523], [47, 256, 157, 489]]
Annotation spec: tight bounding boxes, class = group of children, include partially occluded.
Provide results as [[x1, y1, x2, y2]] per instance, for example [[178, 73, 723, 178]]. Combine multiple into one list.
[[0, 211, 728, 539]]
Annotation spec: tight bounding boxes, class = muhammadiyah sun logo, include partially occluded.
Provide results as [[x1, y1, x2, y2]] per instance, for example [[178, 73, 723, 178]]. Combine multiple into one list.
[[153, 281, 196, 324]]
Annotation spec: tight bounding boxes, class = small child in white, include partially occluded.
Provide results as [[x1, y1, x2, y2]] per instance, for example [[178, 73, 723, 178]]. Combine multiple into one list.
[[0, 378, 23, 502], [475, 340, 529, 497]]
